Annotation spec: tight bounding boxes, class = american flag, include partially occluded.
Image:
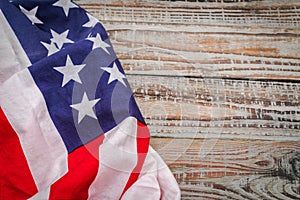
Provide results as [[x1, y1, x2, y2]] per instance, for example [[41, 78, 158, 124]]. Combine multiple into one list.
[[0, 0, 180, 199]]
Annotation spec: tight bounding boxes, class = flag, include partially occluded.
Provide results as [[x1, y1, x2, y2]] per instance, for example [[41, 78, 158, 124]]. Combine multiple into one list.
[[0, 0, 181, 199]]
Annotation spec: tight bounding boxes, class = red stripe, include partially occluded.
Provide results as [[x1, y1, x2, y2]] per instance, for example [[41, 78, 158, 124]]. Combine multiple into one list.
[[0, 107, 38, 199], [120, 121, 150, 198], [49, 135, 104, 200]]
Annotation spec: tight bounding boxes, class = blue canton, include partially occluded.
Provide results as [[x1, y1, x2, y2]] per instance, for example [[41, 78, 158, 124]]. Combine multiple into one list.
[[0, 0, 145, 153]]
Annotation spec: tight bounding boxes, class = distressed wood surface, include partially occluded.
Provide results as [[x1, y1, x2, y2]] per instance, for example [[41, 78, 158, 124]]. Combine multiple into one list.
[[75, 0, 300, 199]]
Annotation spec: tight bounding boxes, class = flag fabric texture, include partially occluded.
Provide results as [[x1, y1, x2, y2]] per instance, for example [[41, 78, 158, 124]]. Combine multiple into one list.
[[0, 0, 180, 199]]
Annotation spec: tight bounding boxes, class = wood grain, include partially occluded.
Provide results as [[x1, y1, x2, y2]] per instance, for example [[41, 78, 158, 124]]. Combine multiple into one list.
[[128, 74, 300, 140], [75, 0, 300, 199], [151, 138, 300, 199]]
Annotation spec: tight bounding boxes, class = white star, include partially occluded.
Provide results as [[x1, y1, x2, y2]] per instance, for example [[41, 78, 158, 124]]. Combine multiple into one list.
[[50, 29, 73, 49], [82, 13, 98, 28], [20, 6, 43, 24], [54, 55, 85, 87], [53, 0, 78, 17], [70, 92, 100, 123], [87, 33, 110, 54], [41, 41, 59, 56], [101, 63, 127, 87]]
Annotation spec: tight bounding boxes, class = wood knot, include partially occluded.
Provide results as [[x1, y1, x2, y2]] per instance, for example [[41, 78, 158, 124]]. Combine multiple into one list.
[[278, 152, 300, 181], [289, 154, 300, 179], [254, 160, 270, 167]]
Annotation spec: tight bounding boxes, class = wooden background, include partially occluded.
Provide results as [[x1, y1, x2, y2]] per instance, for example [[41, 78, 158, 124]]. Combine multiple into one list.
[[75, 0, 300, 199]]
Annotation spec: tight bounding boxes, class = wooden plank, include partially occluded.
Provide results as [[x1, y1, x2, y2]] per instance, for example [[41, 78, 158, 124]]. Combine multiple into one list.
[[151, 138, 300, 200], [75, 0, 300, 81], [78, 0, 300, 28], [128, 74, 300, 140]]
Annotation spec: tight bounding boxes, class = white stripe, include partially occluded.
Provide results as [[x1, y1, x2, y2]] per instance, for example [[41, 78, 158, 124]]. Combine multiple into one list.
[[122, 147, 181, 200], [149, 147, 181, 200], [88, 117, 138, 199], [0, 10, 31, 85], [28, 186, 50, 200], [121, 168, 160, 200], [0, 63, 68, 192], [0, 8, 68, 193]]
